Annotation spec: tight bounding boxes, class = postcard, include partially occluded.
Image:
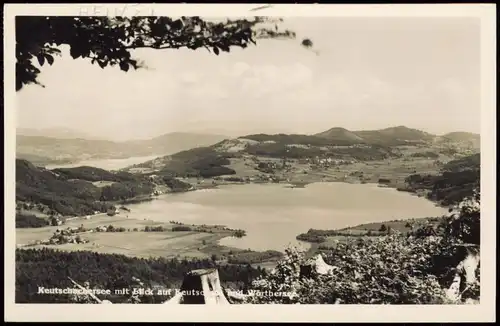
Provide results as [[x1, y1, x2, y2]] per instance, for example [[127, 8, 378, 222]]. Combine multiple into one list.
[[4, 3, 496, 323]]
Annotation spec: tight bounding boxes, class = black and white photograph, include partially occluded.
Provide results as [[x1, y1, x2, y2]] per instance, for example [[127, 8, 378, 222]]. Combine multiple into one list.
[[4, 3, 496, 323]]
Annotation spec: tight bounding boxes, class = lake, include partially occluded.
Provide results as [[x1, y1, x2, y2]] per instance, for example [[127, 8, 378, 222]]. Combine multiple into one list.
[[124, 182, 449, 252], [45, 155, 161, 171]]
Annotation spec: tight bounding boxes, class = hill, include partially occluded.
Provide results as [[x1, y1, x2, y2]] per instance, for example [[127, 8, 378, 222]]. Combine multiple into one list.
[[127, 132, 229, 154], [127, 146, 238, 178], [16, 132, 228, 166], [15, 159, 191, 217], [16, 248, 264, 303]]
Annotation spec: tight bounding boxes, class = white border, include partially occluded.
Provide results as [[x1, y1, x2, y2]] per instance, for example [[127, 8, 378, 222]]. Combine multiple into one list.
[[4, 3, 497, 322]]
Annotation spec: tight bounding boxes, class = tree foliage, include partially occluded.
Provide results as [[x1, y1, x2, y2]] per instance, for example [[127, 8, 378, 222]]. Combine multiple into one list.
[[16, 248, 265, 303], [16, 15, 298, 91]]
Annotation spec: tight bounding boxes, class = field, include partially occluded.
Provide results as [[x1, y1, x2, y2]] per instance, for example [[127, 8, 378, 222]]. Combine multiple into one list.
[[16, 212, 283, 266], [213, 154, 451, 191], [16, 213, 235, 260]]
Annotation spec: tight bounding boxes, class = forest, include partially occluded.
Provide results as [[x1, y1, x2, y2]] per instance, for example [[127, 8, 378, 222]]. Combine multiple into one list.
[[248, 188, 480, 304], [15, 159, 192, 217], [398, 153, 480, 206], [15, 248, 266, 303]]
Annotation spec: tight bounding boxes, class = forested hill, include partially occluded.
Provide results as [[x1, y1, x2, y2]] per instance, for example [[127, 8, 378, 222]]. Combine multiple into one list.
[[313, 126, 479, 147], [240, 125, 439, 147], [401, 153, 480, 206], [15, 159, 191, 217], [441, 153, 480, 172]]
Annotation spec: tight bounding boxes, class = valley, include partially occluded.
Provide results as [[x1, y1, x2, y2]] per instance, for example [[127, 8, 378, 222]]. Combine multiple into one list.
[[123, 126, 479, 206], [14, 125, 480, 269]]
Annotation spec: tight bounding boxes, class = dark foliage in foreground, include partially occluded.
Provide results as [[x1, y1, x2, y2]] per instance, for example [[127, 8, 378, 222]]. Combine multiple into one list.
[[145, 147, 237, 178], [15, 248, 265, 303], [16, 159, 192, 216], [16, 16, 299, 91], [248, 188, 480, 304]]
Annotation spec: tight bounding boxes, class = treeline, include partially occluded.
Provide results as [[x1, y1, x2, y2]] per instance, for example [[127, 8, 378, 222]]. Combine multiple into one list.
[[15, 248, 266, 303], [162, 176, 192, 192], [442, 153, 480, 172], [296, 228, 384, 243], [227, 250, 283, 265], [409, 151, 440, 159], [404, 170, 479, 206], [154, 147, 237, 178], [241, 133, 359, 146]]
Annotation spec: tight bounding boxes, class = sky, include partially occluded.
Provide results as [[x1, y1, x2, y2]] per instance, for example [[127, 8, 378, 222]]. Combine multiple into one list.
[[16, 16, 481, 141]]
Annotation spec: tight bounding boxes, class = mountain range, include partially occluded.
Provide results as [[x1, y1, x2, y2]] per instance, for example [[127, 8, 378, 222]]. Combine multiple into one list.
[[16, 131, 229, 166], [16, 125, 480, 168]]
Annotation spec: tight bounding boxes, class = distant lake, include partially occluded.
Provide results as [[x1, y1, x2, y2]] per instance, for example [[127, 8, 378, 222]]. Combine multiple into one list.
[[124, 182, 449, 252], [45, 155, 160, 171]]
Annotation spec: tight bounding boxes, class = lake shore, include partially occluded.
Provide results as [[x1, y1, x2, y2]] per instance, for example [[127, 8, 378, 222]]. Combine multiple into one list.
[[16, 155, 451, 269], [16, 212, 284, 267]]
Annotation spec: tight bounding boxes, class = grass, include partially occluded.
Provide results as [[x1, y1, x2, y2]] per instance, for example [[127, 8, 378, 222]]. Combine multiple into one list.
[[16, 213, 233, 259]]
